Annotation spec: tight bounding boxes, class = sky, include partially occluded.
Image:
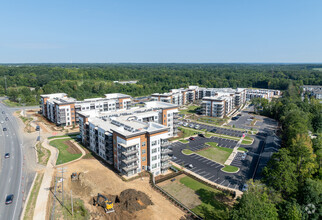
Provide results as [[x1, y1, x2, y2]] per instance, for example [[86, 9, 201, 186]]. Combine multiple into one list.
[[0, 0, 321, 63]]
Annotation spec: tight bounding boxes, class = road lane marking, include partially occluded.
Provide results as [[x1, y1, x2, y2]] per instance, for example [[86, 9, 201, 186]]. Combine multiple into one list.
[[219, 180, 225, 185]]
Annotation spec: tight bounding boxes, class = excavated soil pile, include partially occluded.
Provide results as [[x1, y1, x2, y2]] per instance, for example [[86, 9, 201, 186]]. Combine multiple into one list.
[[115, 189, 153, 213]]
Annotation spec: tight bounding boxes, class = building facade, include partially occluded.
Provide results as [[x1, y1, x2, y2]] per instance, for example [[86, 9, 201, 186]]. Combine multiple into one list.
[[40, 93, 132, 126], [78, 101, 178, 176]]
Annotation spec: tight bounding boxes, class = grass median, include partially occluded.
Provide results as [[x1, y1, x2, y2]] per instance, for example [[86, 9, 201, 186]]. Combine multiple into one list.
[[49, 138, 82, 165], [23, 172, 44, 220], [222, 165, 239, 173]]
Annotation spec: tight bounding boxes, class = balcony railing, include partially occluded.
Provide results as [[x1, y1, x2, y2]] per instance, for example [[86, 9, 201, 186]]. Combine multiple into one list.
[[161, 149, 172, 155], [161, 156, 170, 162], [121, 156, 138, 164], [161, 163, 171, 169], [122, 164, 138, 172], [121, 148, 138, 157]]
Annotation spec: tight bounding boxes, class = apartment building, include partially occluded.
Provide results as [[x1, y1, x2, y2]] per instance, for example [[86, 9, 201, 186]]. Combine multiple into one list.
[[78, 101, 178, 176], [40, 93, 132, 126], [201, 96, 234, 118], [246, 88, 281, 101], [301, 85, 322, 100]]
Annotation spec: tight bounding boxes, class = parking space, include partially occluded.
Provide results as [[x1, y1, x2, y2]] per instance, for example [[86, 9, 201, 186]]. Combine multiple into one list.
[[180, 120, 244, 137]]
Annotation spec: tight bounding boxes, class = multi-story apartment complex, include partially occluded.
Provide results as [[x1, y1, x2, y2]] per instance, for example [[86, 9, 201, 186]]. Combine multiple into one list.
[[301, 85, 322, 100], [78, 101, 179, 177], [201, 96, 235, 118], [40, 93, 132, 126], [246, 88, 281, 101]]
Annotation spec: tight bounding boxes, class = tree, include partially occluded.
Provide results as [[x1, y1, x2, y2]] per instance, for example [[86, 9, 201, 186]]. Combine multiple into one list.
[[231, 180, 279, 220], [289, 134, 317, 183], [262, 149, 298, 198]]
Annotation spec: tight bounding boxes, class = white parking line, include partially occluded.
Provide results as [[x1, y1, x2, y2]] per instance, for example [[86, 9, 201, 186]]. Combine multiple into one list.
[[206, 161, 212, 165], [203, 173, 211, 178], [198, 171, 206, 175], [208, 175, 215, 180], [219, 180, 225, 185], [194, 169, 201, 173], [210, 164, 216, 167], [214, 177, 220, 182]]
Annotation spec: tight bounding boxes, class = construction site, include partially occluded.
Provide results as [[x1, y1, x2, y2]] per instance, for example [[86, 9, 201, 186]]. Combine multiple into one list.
[[47, 158, 186, 220]]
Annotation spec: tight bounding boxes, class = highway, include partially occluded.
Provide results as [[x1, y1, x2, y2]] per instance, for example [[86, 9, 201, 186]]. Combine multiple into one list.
[[0, 101, 31, 220]]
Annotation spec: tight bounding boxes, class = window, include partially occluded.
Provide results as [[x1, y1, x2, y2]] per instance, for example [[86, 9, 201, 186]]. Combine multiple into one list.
[[152, 156, 157, 161], [142, 149, 146, 154], [152, 163, 157, 169], [142, 141, 146, 147], [142, 157, 146, 161], [152, 141, 157, 146], [152, 148, 157, 153], [168, 114, 171, 117]]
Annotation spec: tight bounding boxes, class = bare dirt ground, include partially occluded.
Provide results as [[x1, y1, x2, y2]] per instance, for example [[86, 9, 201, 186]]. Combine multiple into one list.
[[157, 174, 202, 209], [64, 140, 82, 154], [58, 159, 185, 220]]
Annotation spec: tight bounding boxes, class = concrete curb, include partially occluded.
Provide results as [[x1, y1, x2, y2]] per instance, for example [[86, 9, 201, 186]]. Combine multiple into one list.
[[220, 166, 240, 174], [20, 172, 38, 220]]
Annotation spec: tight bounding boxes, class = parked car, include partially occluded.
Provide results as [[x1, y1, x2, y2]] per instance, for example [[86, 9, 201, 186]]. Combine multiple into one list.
[[2, 111, 4, 114], [195, 125, 200, 129], [178, 121, 183, 125], [5, 117, 9, 121], [36, 125, 40, 131], [5, 194, 14, 205], [198, 133, 205, 138], [189, 137, 195, 141], [183, 122, 188, 126], [237, 114, 242, 117], [241, 152, 247, 160], [188, 164, 194, 169], [242, 184, 248, 192], [189, 124, 194, 128], [4, 153, 10, 158], [250, 116, 255, 119], [3, 127, 7, 131]]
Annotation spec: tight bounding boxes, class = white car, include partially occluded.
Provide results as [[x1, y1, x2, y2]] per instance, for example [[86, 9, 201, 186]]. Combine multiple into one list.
[[0, 121, 3, 124], [195, 125, 200, 129], [183, 123, 188, 126], [188, 164, 194, 168]]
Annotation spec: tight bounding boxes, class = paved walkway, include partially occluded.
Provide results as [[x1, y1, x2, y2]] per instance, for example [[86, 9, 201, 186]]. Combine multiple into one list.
[[32, 137, 85, 219], [225, 136, 244, 165]]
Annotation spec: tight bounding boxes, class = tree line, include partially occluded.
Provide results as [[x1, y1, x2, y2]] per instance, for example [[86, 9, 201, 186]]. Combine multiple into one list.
[[0, 63, 321, 105], [232, 84, 321, 220]]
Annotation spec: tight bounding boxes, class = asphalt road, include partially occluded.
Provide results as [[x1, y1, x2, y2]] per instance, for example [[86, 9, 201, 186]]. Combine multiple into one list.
[[0, 99, 38, 220], [0, 104, 24, 220]]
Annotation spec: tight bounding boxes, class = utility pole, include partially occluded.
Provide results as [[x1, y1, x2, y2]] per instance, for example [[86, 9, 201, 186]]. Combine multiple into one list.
[[58, 167, 67, 205], [51, 176, 58, 220], [71, 190, 74, 216]]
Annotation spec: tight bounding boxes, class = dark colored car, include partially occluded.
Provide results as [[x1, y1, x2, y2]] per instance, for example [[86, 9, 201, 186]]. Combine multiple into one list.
[[36, 125, 40, 131], [189, 137, 195, 141], [5, 117, 9, 121], [232, 117, 239, 120], [5, 194, 14, 205], [4, 153, 10, 158], [198, 133, 205, 138], [2, 111, 4, 114], [237, 114, 242, 116], [250, 116, 255, 119], [3, 127, 7, 131]]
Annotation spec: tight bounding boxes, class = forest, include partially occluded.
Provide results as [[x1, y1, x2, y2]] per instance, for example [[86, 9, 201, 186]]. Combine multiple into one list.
[[0, 63, 322, 105], [232, 84, 321, 220]]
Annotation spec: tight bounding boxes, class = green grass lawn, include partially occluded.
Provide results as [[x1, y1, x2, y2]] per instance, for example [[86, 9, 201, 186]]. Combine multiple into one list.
[[244, 136, 252, 141], [178, 127, 200, 138], [182, 149, 194, 155], [48, 133, 80, 140], [49, 138, 82, 165], [180, 176, 229, 219], [238, 147, 248, 152], [179, 105, 200, 115], [241, 140, 252, 145], [195, 142, 233, 164], [179, 139, 189, 143], [197, 116, 227, 126], [222, 165, 239, 173]]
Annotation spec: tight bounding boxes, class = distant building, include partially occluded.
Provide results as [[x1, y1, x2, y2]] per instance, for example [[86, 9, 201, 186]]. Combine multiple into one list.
[[246, 88, 280, 101], [78, 101, 179, 176], [301, 85, 322, 100], [113, 80, 138, 85], [40, 93, 132, 126]]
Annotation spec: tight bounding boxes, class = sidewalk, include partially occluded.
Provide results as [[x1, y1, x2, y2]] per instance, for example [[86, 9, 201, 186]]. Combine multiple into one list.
[[225, 136, 244, 165], [33, 139, 58, 220], [32, 137, 86, 219]]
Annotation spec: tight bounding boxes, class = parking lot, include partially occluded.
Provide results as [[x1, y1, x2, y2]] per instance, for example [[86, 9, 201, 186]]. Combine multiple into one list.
[[170, 136, 261, 190], [179, 120, 245, 137]]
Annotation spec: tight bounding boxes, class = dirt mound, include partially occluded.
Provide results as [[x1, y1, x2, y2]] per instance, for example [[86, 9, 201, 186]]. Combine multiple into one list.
[[117, 189, 153, 213]]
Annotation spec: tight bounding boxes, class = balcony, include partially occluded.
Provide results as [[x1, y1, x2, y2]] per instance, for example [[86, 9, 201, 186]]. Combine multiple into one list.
[[121, 148, 138, 157], [161, 140, 170, 147], [122, 164, 138, 172], [161, 156, 171, 162], [161, 163, 171, 169], [161, 149, 172, 155], [121, 156, 138, 164]]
